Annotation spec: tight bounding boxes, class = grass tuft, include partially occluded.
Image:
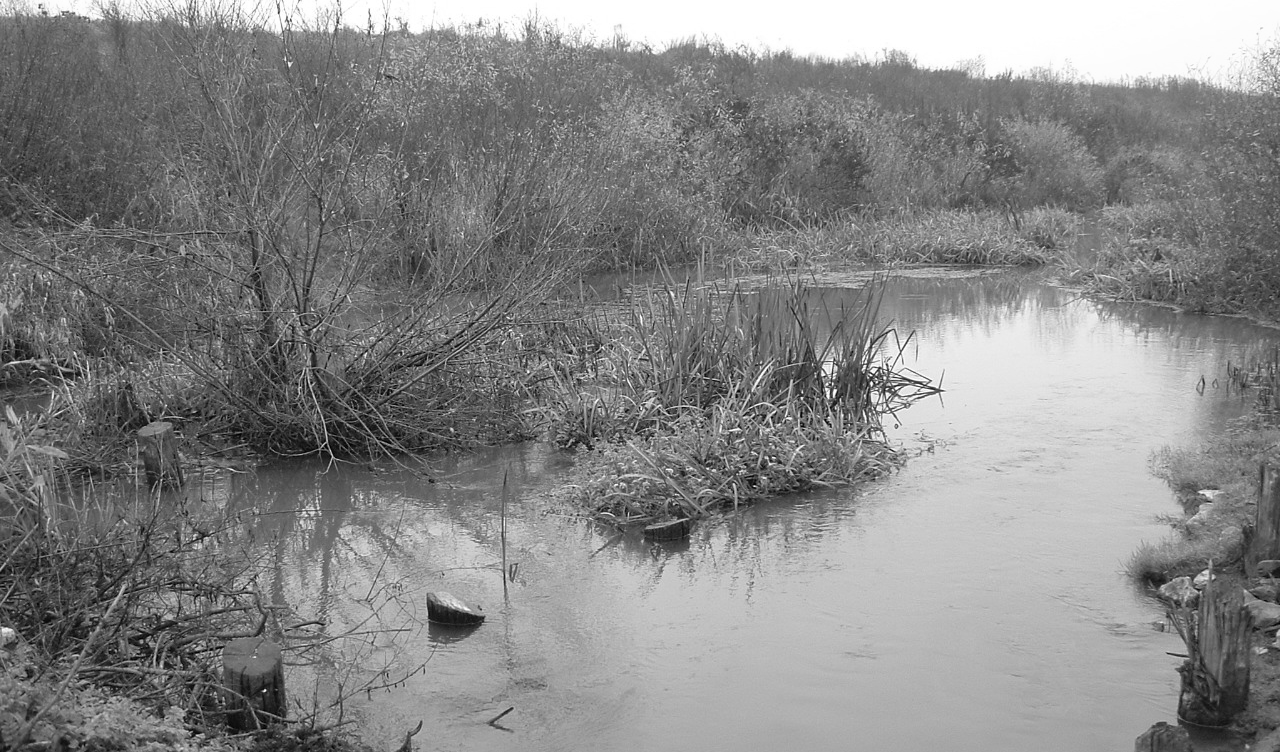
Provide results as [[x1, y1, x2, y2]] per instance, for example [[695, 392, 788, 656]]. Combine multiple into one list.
[[547, 273, 941, 522]]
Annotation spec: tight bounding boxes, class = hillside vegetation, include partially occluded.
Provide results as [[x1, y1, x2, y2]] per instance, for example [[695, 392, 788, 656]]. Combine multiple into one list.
[[2, 7, 1271, 457]]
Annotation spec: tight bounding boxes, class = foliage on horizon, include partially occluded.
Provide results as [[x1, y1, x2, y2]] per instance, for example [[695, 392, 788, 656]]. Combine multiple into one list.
[[0, 5, 1224, 244]]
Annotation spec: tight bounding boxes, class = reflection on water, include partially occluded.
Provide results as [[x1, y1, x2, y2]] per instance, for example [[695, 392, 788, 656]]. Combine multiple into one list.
[[219, 270, 1274, 751]]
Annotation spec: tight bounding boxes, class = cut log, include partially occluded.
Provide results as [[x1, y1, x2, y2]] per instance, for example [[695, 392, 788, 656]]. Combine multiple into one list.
[[222, 637, 286, 731], [1175, 573, 1250, 727], [426, 592, 485, 626], [1250, 463, 1280, 574], [137, 421, 184, 488], [1134, 721, 1191, 752], [643, 517, 691, 541]]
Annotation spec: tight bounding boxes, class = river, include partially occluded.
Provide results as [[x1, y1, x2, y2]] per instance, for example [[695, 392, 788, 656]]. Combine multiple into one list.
[[219, 268, 1277, 751]]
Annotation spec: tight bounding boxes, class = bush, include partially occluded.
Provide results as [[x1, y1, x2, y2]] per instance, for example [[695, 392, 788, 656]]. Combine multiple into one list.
[[0, 8, 157, 223], [1203, 38, 1280, 313], [586, 90, 724, 264], [999, 118, 1104, 210], [1102, 146, 1207, 206]]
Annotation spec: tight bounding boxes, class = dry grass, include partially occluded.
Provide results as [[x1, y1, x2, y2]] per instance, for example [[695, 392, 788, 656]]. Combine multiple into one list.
[[1125, 419, 1280, 585], [729, 208, 1073, 272]]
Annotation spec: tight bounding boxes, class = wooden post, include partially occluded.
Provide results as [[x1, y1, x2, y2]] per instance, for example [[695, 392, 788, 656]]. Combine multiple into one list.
[[1175, 574, 1250, 727], [222, 637, 286, 731], [1134, 722, 1191, 752], [1249, 462, 1280, 574], [137, 421, 184, 489]]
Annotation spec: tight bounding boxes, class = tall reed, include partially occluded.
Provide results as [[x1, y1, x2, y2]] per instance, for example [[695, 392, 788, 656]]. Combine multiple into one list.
[[549, 274, 941, 521]]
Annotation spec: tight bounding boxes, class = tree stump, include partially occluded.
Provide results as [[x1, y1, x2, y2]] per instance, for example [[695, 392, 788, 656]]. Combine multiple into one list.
[[1249, 462, 1280, 574], [1134, 721, 1191, 751], [137, 421, 184, 488], [222, 637, 286, 731], [1176, 573, 1250, 727], [643, 517, 691, 541]]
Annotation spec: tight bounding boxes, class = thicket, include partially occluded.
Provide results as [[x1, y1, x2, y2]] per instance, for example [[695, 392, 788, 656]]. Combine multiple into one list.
[[1, 6, 1274, 453], [0, 8, 1219, 243], [0, 6, 1236, 457], [1066, 38, 1280, 319]]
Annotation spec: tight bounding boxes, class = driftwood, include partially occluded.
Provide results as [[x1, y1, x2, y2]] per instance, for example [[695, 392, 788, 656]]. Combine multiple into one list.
[[222, 637, 286, 731], [1173, 571, 1250, 727], [137, 421, 184, 488]]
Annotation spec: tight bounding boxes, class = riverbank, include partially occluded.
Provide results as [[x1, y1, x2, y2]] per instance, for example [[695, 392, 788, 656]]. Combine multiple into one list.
[[1126, 365, 1280, 742], [0, 405, 387, 752]]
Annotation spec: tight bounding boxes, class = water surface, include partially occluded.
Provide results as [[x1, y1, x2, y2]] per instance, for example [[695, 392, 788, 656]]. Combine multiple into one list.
[[228, 270, 1277, 751]]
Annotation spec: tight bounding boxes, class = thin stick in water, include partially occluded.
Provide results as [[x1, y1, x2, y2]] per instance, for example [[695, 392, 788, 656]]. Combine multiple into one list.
[[501, 467, 509, 600], [488, 707, 515, 727]]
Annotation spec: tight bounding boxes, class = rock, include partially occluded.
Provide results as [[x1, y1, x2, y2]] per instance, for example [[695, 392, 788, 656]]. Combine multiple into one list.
[[1245, 595, 1280, 630], [1158, 577, 1199, 607], [1193, 568, 1216, 589], [0, 626, 17, 648], [1253, 725, 1280, 752], [1252, 583, 1280, 603], [425, 592, 485, 626], [1259, 559, 1280, 578], [1186, 502, 1215, 530], [1134, 721, 1191, 752]]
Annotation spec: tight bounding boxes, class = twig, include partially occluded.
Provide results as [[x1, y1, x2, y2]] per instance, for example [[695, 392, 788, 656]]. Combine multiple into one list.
[[12, 583, 129, 748], [501, 468, 509, 601], [488, 706, 515, 727], [588, 532, 625, 558]]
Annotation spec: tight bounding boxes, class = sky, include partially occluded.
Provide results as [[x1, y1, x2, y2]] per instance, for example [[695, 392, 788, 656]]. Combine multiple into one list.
[[47, 0, 1280, 83], [407, 0, 1280, 83]]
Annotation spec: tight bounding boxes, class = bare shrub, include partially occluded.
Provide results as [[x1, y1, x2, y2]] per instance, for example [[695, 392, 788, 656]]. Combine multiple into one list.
[[999, 118, 1104, 211]]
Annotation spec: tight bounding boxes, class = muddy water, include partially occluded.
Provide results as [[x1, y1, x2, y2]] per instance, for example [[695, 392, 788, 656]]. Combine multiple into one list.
[[236, 270, 1276, 751]]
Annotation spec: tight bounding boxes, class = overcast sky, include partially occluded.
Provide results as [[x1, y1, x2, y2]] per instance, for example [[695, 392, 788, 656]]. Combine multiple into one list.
[[409, 0, 1280, 83], [46, 0, 1280, 82]]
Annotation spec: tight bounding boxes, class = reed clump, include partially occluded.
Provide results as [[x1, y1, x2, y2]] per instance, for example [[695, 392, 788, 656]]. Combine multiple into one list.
[[549, 275, 941, 522]]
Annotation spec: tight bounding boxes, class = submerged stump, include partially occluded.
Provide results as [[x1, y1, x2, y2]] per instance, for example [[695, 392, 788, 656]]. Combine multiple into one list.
[[1175, 573, 1250, 727], [643, 518, 691, 541], [1134, 721, 1191, 752], [137, 421, 184, 489], [222, 637, 286, 731]]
